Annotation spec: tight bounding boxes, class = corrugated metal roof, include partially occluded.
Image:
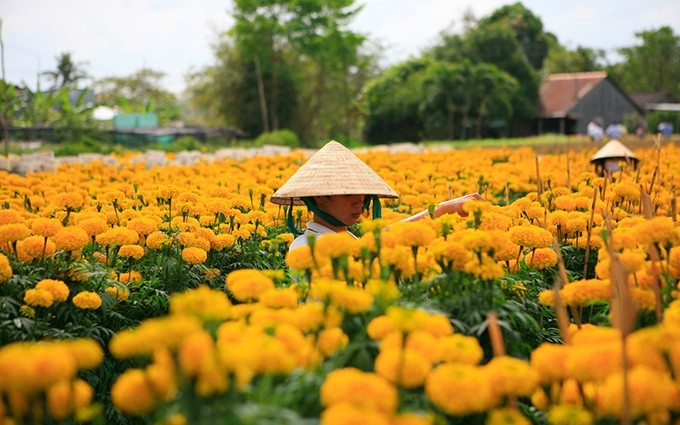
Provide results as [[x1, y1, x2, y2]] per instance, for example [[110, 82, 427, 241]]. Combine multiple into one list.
[[539, 71, 608, 117]]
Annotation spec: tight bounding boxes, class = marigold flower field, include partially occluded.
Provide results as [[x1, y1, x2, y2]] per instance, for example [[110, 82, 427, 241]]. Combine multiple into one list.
[[1, 141, 680, 424]]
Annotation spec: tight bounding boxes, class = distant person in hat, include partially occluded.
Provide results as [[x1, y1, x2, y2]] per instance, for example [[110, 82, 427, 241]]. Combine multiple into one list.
[[270, 140, 485, 250], [587, 120, 604, 142]]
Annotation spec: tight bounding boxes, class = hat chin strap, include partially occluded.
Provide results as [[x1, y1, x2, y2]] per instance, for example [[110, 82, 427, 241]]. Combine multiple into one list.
[[302, 197, 347, 227]]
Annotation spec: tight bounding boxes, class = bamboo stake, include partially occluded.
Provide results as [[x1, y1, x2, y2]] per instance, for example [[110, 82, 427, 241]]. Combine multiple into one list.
[[487, 313, 506, 356], [582, 187, 598, 279], [553, 236, 581, 326], [641, 190, 664, 323]]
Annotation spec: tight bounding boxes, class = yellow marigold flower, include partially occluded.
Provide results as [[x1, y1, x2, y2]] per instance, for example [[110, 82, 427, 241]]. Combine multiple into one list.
[[17, 235, 57, 261], [509, 225, 553, 249], [367, 316, 398, 341], [77, 217, 108, 237], [530, 342, 572, 384], [285, 245, 315, 271], [314, 232, 356, 259], [51, 192, 84, 210], [212, 233, 236, 251], [63, 338, 104, 370], [106, 285, 130, 301], [118, 244, 146, 260], [24, 288, 54, 307], [178, 232, 210, 251], [425, 363, 494, 416], [0, 253, 12, 282], [388, 221, 437, 248], [52, 226, 90, 252], [547, 405, 593, 425], [181, 246, 207, 265], [259, 287, 299, 309], [20, 304, 35, 317], [484, 355, 539, 398], [0, 222, 31, 243], [391, 412, 433, 425], [35, 279, 69, 302], [145, 362, 177, 402], [320, 403, 391, 425], [31, 217, 63, 237], [118, 270, 143, 284], [465, 254, 505, 281], [72, 291, 102, 310], [0, 341, 77, 393], [633, 216, 679, 247], [146, 231, 172, 250], [170, 285, 232, 322], [428, 238, 470, 270], [317, 327, 349, 357], [486, 408, 531, 425], [597, 365, 679, 419], [96, 226, 139, 246], [155, 185, 181, 201], [110, 369, 157, 415], [178, 329, 215, 376], [47, 378, 94, 421], [438, 333, 484, 365], [528, 247, 557, 270], [364, 279, 400, 303], [541, 279, 611, 308], [110, 315, 203, 358], [0, 209, 23, 225], [225, 269, 275, 302], [126, 217, 158, 236], [320, 367, 398, 413], [375, 348, 431, 389], [565, 340, 622, 383]]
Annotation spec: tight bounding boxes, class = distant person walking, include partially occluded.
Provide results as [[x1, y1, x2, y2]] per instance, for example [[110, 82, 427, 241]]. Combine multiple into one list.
[[605, 121, 626, 139], [587, 120, 604, 142], [658, 121, 673, 138]]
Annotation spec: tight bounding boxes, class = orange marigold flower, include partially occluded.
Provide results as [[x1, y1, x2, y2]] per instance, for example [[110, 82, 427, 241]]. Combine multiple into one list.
[[16, 235, 56, 261], [118, 271, 143, 284], [528, 247, 558, 270], [127, 217, 159, 236], [0, 223, 31, 243], [146, 231, 172, 250], [51, 192, 84, 210], [425, 363, 494, 416], [388, 221, 437, 248], [0, 253, 12, 282], [375, 348, 431, 389], [77, 217, 109, 237], [31, 217, 63, 237], [96, 226, 139, 246], [24, 288, 54, 307], [285, 245, 315, 271], [509, 225, 553, 249], [110, 369, 157, 415], [35, 279, 69, 302], [317, 327, 349, 357], [72, 291, 102, 310], [320, 367, 398, 413], [225, 269, 275, 302], [181, 246, 208, 265], [0, 209, 23, 225], [155, 185, 181, 201], [314, 232, 356, 259], [118, 244, 146, 260], [438, 334, 484, 365], [106, 285, 130, 301], [51, 227, 90, 252], [212, 233, 236, 251]]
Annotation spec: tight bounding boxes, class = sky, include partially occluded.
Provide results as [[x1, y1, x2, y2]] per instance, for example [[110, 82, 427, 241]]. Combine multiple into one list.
[[3, 0, 680, 94]]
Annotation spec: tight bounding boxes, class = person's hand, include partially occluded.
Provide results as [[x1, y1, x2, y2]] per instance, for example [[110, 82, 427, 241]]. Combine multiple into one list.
[[434, 193, 486, 218]]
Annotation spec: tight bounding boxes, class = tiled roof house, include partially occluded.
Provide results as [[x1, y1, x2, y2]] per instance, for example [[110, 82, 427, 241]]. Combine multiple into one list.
[[537, 71, 643, 135]]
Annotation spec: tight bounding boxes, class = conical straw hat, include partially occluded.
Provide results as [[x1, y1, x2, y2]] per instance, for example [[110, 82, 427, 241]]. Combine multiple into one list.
[[270, 140, 399, 206], [590, 139, 638, 162]]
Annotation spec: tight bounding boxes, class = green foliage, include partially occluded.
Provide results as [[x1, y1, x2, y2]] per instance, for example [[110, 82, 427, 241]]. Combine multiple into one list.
[[254, 129, 301, 148]]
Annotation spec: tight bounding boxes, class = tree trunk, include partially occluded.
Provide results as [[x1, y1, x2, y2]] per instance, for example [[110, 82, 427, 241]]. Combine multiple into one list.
[[254, 56, 270, 133]]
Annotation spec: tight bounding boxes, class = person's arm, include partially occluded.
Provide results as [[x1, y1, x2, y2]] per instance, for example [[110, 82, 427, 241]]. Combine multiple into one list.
[[400, 193, 486, 222]]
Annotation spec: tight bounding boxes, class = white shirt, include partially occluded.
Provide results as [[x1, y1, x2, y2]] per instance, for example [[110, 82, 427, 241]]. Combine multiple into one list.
[[288, 221, 357, 250]]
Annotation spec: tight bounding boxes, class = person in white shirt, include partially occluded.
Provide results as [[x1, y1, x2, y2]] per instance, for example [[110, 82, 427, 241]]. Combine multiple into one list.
[[270, 140, 484, 250]]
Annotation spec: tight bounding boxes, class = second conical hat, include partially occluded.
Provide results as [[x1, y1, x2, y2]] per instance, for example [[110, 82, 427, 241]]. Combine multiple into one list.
[[590, 139, 638, 162], [270, 140, 399, 205]]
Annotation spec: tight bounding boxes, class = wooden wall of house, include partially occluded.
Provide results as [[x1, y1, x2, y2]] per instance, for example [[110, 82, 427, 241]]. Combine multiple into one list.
[[571, 79, 643, 134]]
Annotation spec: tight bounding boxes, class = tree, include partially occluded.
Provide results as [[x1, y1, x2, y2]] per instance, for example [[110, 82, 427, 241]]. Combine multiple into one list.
[[41, 52, 90, 89], [543, 34, 607, 74], [0, 81, 21, 155], [224, 0, 370, 145], [93, 68, 180, 124], [609, 26, 680, 100]]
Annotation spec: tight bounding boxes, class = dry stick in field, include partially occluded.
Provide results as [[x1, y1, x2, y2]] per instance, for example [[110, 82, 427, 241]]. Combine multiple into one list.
[[640, 188, 664, 323], [553, 236, 581, 327], [582, 187, 598, 279], [566, 153, 571, 190], [605, 215, 635, 425]]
